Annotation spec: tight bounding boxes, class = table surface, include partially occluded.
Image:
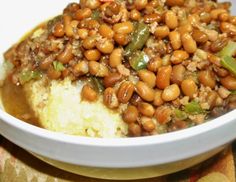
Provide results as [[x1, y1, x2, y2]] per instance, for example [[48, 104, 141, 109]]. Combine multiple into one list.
[[0, 136, 235, 182]]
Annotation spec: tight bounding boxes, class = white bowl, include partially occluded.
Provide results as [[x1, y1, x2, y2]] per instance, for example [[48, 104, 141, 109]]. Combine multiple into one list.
[[0, 0, 236, 180]]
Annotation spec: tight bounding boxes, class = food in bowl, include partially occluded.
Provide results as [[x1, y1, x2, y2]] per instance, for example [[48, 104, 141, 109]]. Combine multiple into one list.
[[1, 0, 236, 138]]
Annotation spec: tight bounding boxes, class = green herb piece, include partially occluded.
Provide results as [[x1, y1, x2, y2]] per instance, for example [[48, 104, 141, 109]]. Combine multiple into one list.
[[129, 51, 150, 71], [184, 101, 204, 115], [231, 90, 236, 95], [53, 61, 65, 72], [91, 10, 100, 20], [174, 109, 188, 120], [220, 56, 236, 77], [218, 41, 236, 58], [19, 70, 42, 84], [90, 77, 104, 94], [125, 23, 150, 57]]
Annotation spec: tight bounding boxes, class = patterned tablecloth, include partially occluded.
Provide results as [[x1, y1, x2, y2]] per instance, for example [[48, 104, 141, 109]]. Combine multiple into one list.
[[0, 136, 235, 182]]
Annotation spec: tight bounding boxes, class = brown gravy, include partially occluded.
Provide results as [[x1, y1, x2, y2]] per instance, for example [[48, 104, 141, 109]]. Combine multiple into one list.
[[1, 78, 40, 127]]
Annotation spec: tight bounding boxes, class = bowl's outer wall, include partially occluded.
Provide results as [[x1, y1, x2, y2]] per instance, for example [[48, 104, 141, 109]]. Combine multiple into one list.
[[0, 0, 236, 169]]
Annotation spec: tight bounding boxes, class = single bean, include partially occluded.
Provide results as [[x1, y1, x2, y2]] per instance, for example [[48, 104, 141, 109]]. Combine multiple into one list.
[[154, 26, 170, 39], [141, 117, 156, 132], [134, 0, 148, 10], [171, 64, 186, 85], [77, 28, 89, 39], [136, 81, 155, 102], [162, 84, 180, 102], [138, 102, 155, 117], [114, 33, 130, 46], [103, 87, 119, 109], [83, 36, 97, 49], [128, 123, 142, 137], [153, 90, 164, 106], [203, 29, 218, 42], [181, 79, 198, 98], [53, 23, 65, 37], [219, 12, 230, 22], [63, 14, 74, 37], [80, 0, 101, 9], [96, 39, 114, 54], [57, 44, 74, 64], [73, 61, 89, 76], [130, 9, 141, 21], [88, 61, 109, 77], [144, 13, 162, 24], [147, 56, 162, 72], [123, 105, 139, 124], [192, 29, 208, 43], [84, 49, 101, 62], [165, 11, 178, 29], [198, 70, 216, 89], [221, 75, 236, 90], [210, 8, 227, 20], [75, 8, 92, 20], [166, 0, 184, 6], [220, 22, 236, 35], [208, 53, 221, 67], [138, 69, 156, 88], [103, 72, 122, 88], [156, 65, 172, 89], [230, 16, 236, 25], [81, 84, 98, 102], [155, 106, 172, 124], [210, 38, 228, 53], [109, 48, 123, 68], [178, 23, 193, 35], [113, 22, 134, 34], [218, 86, 231, 99], [99, 24, 114, 39], [47, 67, 61, 80], [171, 50, 189, 64], [169, 31, 181, 50], [117, 82, 135, 103], [188, 14, 200, 25], [86, 19, 100, 30], [181, 33, 197, 54]]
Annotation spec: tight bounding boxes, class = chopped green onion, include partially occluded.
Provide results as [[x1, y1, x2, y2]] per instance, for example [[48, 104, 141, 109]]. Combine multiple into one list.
[[53, 61, 65, 72], [174, 109, 188, 120], [129, 51, 150, 71], [125, 23, 150, 57], [220, 56, 236, 77], [19, 70, 42, 84], [218, 41, 236, 58], [184, 101, 204, 115]]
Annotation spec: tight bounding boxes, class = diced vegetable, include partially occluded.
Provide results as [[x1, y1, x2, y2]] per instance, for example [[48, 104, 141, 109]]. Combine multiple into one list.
[[125, 23, 150, 57], [90, 77, 104, 93], [91, 10, 100, 20], [19, 70, 42, 84], [220, 56, 236, 77], [174, 109, 188, 120], [129, 51, 150, 71], [218, 41, 236, 58], [184, 101, 204, 114], [53, 61, 65, 72], [231, 90, 236, 95]]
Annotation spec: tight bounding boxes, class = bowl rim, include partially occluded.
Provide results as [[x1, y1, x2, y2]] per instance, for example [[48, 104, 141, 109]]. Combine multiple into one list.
[[0, 107, 235, 146]]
